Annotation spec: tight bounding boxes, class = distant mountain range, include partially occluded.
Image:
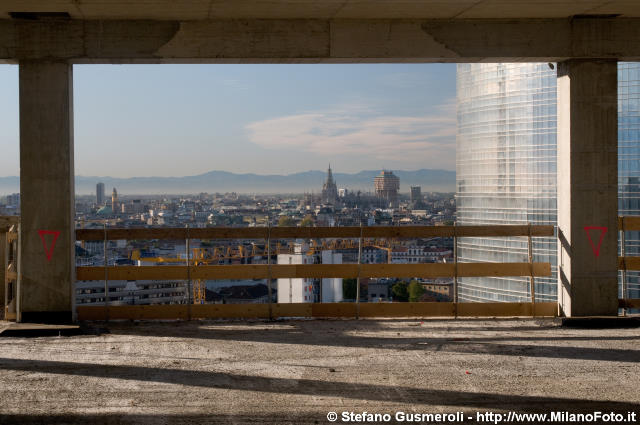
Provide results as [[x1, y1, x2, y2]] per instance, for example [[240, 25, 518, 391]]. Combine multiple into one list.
[[0, 169, 455, 196]]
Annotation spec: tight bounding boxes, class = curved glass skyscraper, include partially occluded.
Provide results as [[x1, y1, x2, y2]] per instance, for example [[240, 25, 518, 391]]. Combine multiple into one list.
[[618, 63, 640, 301], [456, 62, 640, 303]]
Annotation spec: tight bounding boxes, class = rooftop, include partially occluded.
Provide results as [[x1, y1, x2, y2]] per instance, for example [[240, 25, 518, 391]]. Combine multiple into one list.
[[0, 318, 638, 423]]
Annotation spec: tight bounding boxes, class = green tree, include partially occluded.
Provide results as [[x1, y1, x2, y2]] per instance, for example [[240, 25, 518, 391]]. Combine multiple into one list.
[[391, 280, 409, 302], [278, 216, 296, 227], [343, 278, 358, 300], [408, 280, 425, 302], [300, 215, 314, 227]]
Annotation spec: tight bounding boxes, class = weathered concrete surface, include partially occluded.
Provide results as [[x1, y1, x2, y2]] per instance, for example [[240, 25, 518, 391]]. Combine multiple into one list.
[[557, 60, 619, 317], [0, 231, 5, 317], [19, 62, 75, 322], [0, 321, 80, 337], [3, 18, 640, 63], [0, 319, 638, 424], [1, 0, 640, 20]]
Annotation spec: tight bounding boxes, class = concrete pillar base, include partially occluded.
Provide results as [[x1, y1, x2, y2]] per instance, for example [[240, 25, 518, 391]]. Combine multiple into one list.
[[20, 311, 74, 324]]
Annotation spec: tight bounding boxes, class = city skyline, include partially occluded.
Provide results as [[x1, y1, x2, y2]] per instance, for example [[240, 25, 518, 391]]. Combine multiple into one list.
[[0, 167, 455, 196], [0, 63, 456, 178]]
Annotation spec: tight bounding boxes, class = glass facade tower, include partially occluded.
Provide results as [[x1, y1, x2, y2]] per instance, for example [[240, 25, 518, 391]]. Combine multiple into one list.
[[456, 64, 557, 302], [619, 63, 640, 301], [456, 62, 640, 303]]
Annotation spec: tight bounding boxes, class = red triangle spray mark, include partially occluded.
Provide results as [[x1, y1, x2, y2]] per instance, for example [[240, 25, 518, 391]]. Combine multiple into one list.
[[38, 230, 61, 262], [584, 226, 607, 258]]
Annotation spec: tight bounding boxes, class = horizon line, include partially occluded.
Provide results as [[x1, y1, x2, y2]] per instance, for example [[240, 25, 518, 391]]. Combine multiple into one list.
[[0, 167, 456, 180]]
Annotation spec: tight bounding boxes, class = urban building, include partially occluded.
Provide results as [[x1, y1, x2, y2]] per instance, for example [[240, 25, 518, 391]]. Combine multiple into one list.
[[302, 193, 316, 210], [277, 244, 317, 303], [410, 186, 422, 208], [319, 251, 343, 303], [390, 246, 409, 264], [111, 187, 119, 214], [368, 282, 390, 302], [374, 170, 400, 207], [1, 193, 20, 215], [423, 247, 453, 263], [5, 193, 19, 208], [321, 165, 338, 205], [422, 279, 453, 302], [362, 246, 388, 264], [122, 199, 145, 215], [276, 243, 343, 303], [315, 205, 336, 227], [76, 280, 188, 305], [96, 182, 105, 206], [456, 62, 640, 303]]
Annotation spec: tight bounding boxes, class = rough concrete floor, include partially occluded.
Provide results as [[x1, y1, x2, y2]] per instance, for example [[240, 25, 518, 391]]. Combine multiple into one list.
[[0, 318, 638, 424]]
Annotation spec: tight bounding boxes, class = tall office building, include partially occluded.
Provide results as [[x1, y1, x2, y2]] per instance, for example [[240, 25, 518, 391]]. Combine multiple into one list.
[[618, 63, 640, 301], [111, 187, 119, 214], [410, 186, 422, 207], [456, 62, 640, 302], [374, 170, 400, 208], [96, 182, 105, 206]]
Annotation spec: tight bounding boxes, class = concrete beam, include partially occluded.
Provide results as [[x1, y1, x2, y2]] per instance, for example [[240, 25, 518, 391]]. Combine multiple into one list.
[[0, 18, 640, 63], [557, 59, 619, 317], [19, 61, 75, 323]]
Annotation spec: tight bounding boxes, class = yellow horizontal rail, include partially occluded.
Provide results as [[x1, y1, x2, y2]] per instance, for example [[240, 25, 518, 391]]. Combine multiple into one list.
[[619, 298, 640, 309], [67, 216, 640, 238], [618, 257, 640, 270], [617, 217, 640, 272], [75, 224, 555, 241], [618, 216, 640, 231], [77, 262, 551, 281], [76, 301, 559, 321], [0, 216, 19, 228]]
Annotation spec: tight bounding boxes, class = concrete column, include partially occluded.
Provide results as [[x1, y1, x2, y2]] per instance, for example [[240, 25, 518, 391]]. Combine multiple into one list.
[[0, 229, 5, 318], [557, 59, 618, 317], [19, 61, 75, 323]]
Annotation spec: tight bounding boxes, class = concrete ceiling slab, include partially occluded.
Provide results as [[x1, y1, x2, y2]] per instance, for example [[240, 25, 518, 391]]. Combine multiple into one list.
[[333, 1, 477, 19], [1, 0, 639, 20], [456, 1, 639, 19]]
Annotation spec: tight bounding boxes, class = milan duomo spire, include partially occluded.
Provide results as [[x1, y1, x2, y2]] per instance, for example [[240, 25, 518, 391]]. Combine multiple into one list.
[[322, 164, 338, 205]]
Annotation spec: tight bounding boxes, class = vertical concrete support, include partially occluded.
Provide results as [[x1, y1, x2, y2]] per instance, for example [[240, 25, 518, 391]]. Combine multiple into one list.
[[19, 61, 74, 323], [0, 230, 5, 318], [557, 59, 618, 317]]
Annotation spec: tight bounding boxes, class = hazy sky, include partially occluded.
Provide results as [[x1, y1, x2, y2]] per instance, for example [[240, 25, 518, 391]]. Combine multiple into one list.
[[0, 64, 456, 178]]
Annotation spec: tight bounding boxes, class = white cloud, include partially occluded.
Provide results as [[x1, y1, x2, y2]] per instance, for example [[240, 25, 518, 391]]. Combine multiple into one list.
[[245, 100, 456, 169], [221, 79, 250, 91]]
